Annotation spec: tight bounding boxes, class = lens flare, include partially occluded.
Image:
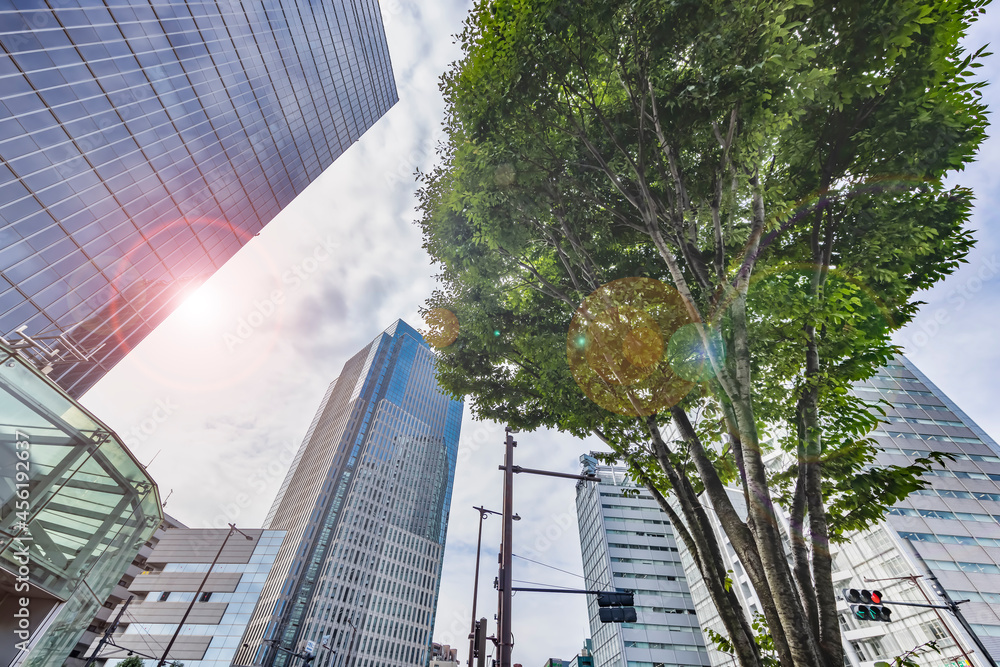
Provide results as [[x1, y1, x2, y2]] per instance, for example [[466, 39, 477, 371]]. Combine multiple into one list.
[[667, 323, 726, 383], [422, 308, 461, 349], [568, 277, 695, 417]]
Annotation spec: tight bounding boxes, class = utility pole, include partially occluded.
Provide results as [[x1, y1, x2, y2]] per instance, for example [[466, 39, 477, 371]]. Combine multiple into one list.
[[497, 428, 516, 667], [84, 595, 133, 667], [157, 523, 254, 666], [493, 427, 599, 667]]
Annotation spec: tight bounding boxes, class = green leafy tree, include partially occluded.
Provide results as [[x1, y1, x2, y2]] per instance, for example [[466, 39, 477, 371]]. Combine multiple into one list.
[[418, 1, 988, 666], [118, 656, 145, 667]]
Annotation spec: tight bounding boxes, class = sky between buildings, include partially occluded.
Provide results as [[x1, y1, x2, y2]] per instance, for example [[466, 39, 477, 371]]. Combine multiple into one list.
[[79, 2, 1000, 665]]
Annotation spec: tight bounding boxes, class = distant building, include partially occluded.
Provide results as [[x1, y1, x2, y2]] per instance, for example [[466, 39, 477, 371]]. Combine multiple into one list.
[[575, 455, 711, 667], [0, 0, 397, 398], [568, 639, 595, 667], [89, 525, 285, 666], [235, 320, 463, 667], [430, 642, 460, 666], [0, 340, 162, 667], [545, 641, 596, 667]]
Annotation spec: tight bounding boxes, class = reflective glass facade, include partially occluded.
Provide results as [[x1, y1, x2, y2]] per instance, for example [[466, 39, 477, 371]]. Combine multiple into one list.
[[235, 320, 463, 667], [0, 339, 162, 666], [0, 0, 397, 397]]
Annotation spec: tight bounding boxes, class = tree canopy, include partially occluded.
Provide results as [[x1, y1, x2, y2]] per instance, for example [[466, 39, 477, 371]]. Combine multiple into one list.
[[418, 1, 989, 665]]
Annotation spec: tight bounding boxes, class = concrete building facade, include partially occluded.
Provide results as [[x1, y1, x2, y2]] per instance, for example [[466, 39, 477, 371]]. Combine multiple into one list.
[[576, 455, 711, 667], [88, 525, 285, 666], [235, 320, 463, 667], [679, 357, 1000, 667]]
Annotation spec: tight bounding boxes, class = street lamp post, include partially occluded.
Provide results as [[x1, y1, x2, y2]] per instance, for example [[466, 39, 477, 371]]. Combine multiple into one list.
[[468, 506, 510, 667], [157, 523, 253, 666], [340, 617, 358, 667], [491, 426, 599, 667]]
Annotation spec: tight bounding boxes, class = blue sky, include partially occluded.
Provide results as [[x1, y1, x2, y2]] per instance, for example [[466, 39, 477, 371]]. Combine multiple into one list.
[[80, 3, 1000, 665]]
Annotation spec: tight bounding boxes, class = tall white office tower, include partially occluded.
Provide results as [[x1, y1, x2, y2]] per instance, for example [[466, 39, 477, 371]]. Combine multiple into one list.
[[679, 357, 1000, 667], [576, 455, 712, 667]]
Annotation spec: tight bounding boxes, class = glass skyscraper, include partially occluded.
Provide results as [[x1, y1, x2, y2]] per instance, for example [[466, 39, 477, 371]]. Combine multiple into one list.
[[0, 0, 397, 397], [234, 320, 463, 667]]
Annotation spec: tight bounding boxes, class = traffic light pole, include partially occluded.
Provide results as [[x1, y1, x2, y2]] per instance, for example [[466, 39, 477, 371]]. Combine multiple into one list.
[[905, 541, 999, 667], [495, 427, 600, 667], [865, 574, 975, 667], [469, 507, 501, 667]]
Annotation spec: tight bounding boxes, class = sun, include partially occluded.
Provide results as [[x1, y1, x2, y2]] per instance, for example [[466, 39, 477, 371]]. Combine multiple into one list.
[[173, 283, 220, 328]]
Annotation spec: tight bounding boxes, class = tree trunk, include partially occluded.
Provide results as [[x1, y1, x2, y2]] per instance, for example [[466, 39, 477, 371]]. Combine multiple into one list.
[[670, 406, 794, 666], [644, 421, 762, 667], [789, 447, 819, 641], [728, 291, 825, 666], [802, 335, 844, 667]]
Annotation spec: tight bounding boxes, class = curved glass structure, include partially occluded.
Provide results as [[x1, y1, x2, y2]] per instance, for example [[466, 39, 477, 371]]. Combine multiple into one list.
[[0, 340, 162, 666]]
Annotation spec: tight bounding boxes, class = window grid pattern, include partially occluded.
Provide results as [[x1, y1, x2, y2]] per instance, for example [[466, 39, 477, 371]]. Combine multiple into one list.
[[576, 458, 710, 667], [851, 357, 1000, 663], [0, 0, 397, 397], [235, 321, 462, 667]]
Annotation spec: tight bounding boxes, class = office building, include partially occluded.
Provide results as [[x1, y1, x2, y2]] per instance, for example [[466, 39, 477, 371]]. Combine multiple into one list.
[[0, 339, 161, 667], [679, 356, 1000, 667], [85, 525, 285, 666], [568, 639, 595, 667], [575, 455, 711, 667], [0, 0, 397, 398], [235, 320, 464, 667], [65, 513, 186, 667]]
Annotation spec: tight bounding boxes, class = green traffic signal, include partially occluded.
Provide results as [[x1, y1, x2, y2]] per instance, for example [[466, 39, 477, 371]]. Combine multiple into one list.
[[843, 589, 891, 623]]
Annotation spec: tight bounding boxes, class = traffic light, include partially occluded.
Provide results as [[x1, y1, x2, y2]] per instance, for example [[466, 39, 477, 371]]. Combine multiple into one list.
[[597, 590, 637, 623], [599, 607, 638, 623], [597, 591, 634, 607], [842, 588, 892, 623]]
